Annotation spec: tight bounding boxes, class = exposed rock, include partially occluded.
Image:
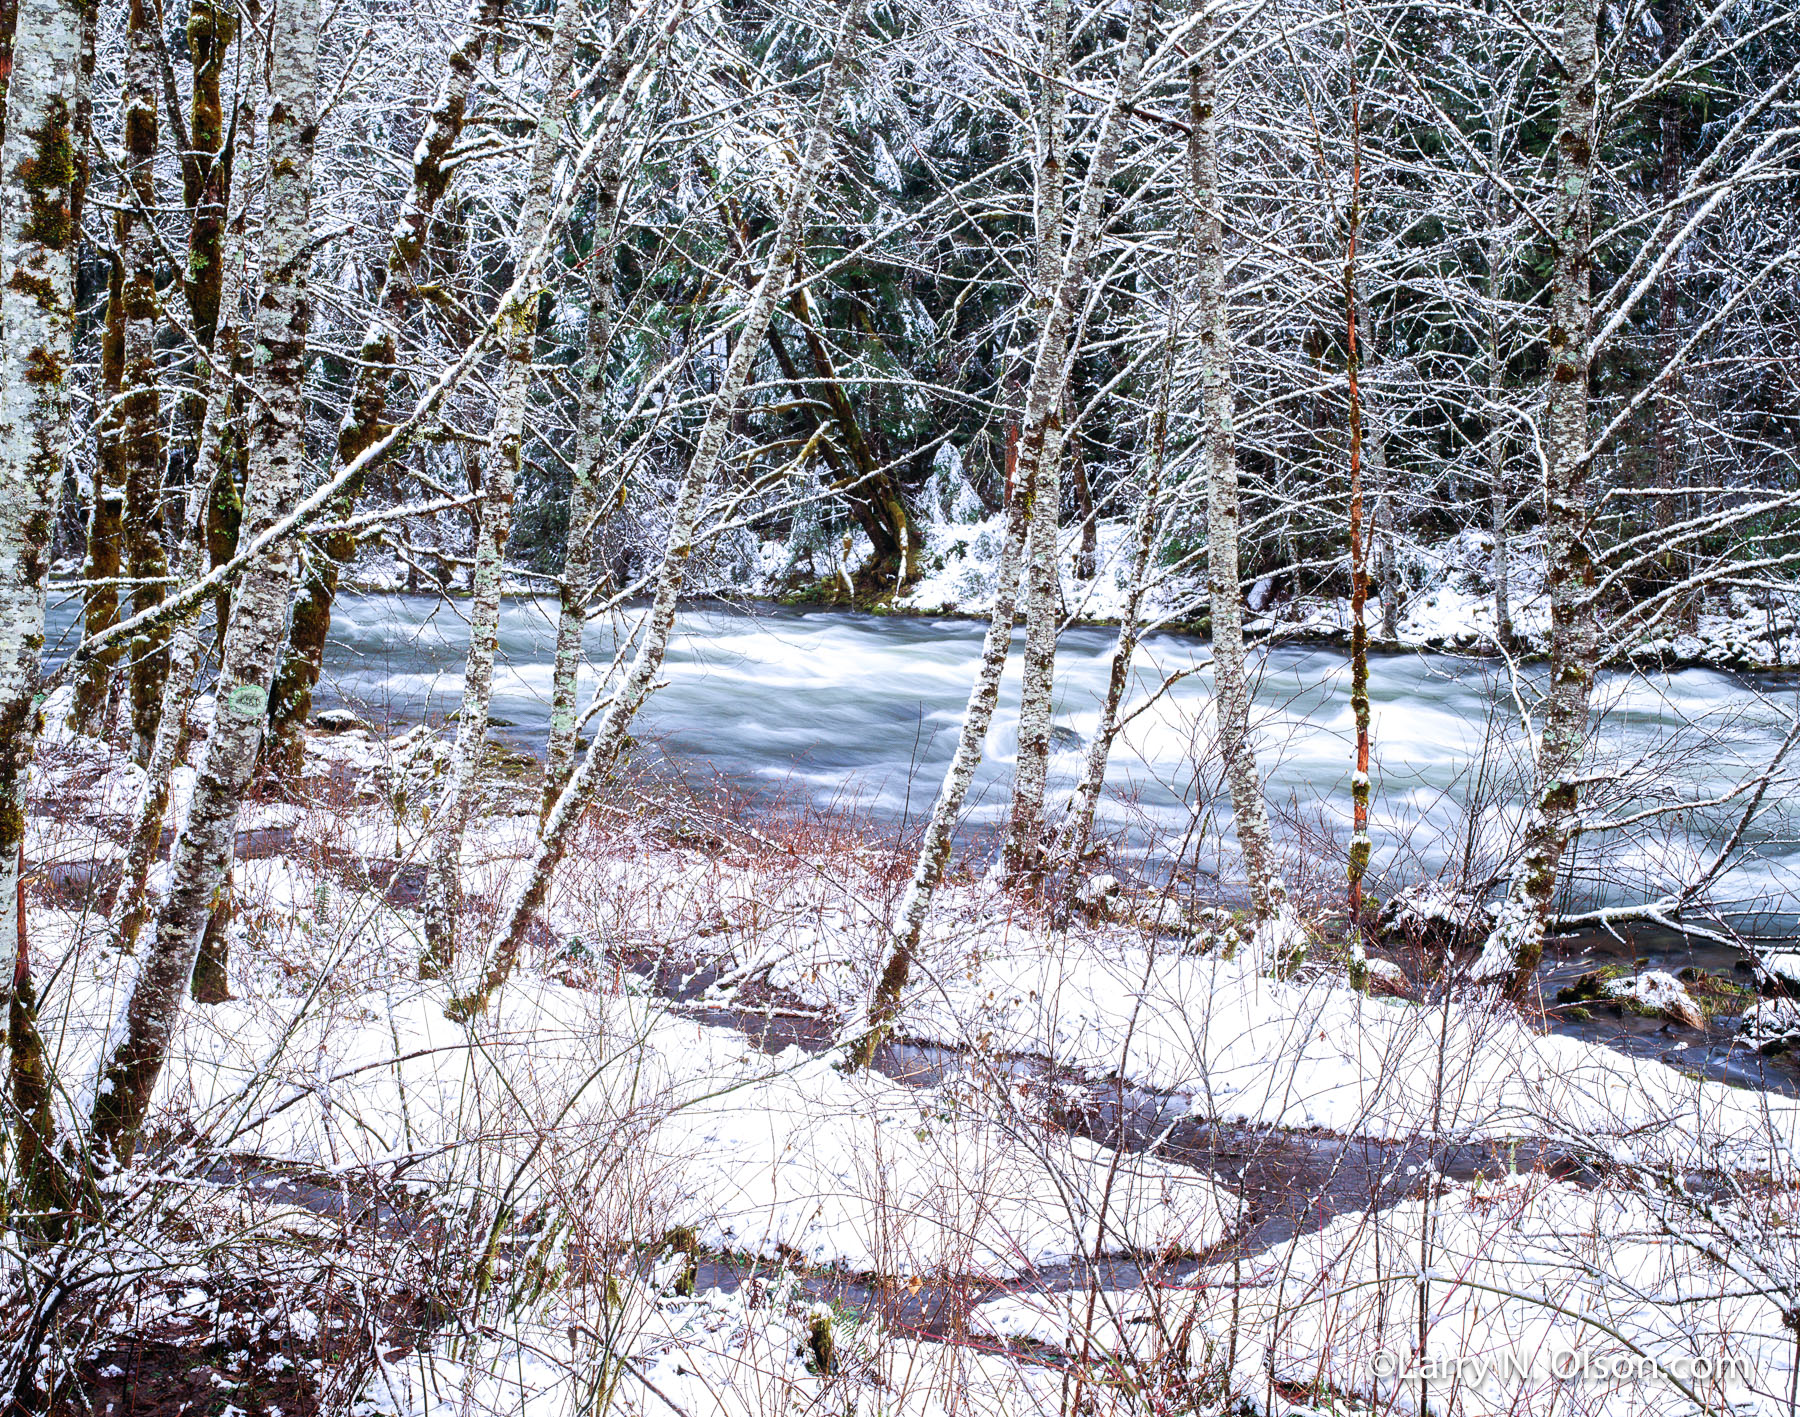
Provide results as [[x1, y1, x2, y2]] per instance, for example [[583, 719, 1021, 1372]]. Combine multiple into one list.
[[312, 707, 372, 735], [1362, 957, 1411, 998], [1133, 895, 1195, 936], [1376, 882, 1496, 950], [1601, 970, 1706, 1030], [1075, 874, 1123, 922], [1739, 998, 1800, 1054]]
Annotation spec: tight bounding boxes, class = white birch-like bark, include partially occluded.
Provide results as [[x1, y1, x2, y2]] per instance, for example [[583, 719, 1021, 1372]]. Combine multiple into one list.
[[1472, 0, 1601, 994], [0, 0, 88, 1210], [419, 0, 586, 976], [1486, 215, 1513, 648], [88, 0, 322, 1163], [1044, 340, 1168, 888], [109, 100, 256, 961], [851, 0, 1150, 1067], [449, 0, 867, 1017], [1003, 0, 1071, 881], [542, 0, 640, 823], [1189, 0, 1294, 969]]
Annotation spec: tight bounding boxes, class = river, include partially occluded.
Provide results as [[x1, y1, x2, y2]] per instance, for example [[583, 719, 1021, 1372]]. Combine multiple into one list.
[[190, 592, 1799, 927]]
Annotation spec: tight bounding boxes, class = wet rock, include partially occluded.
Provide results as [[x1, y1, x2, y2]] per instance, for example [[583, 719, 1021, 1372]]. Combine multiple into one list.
[[1600, 970, 1706, 1030], [1362, 957, 1411, 998], [1076, 874, 1123, 921], [1376, 882, 1496, 950], [1759, 950, 1800, 997], [1048, 724, 1085, 751], [312, 707, 372, 734], [1739, 998, 1800, 1054], [1133, 895, 1196, 936]]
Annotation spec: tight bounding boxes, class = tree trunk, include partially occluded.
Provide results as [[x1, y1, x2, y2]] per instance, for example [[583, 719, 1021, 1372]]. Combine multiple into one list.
[[0, 0, 86, 1220], [88, 0, 323, 1164], [1070, 423, 1098, 582], [1047, 315, 1173, 890], [849, 0, 1149, 1069], [1652, 0, 1684, 561], [1471, 0, 1600, 996], [1189, 0, 1292, 967], [109, 98, 255, 963], [542, 15, 636, 821], [182, 0, 235, 353], [784, 265, 916, 584], [1002, 0, 1070, 882], [451, 0, 868, 1019], [1343, 52, 1372, 931], [71, 256, 126, 731], [1487, 216, 1513, 649], [265, 0, 509, 770], [121, 0, 170, 766], [418, 0, 584, 978]]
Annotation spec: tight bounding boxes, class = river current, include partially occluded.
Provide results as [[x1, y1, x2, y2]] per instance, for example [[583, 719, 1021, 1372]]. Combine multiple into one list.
[[247, 593, 1800, 925]]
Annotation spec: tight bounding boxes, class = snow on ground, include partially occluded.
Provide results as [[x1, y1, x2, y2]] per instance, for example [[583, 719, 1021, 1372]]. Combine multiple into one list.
[[25, 708, 1800, 1412], [974, 1171, 1789, 1416], [740, 887, 1798, 1164], [880, 504, 1800, 670], [28, 718, 1232, 1284], [37, 918, 1231, 1280], [364, 1281, 1066, 1417]]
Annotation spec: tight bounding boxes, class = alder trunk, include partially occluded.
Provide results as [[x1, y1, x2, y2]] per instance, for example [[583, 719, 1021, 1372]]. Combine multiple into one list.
[[265, 0, 509, 769], [453, 0, 867, 1017], [851, 0, 1149, 1068], [0, 0, 89, 1217], [89, 0, 322, 1162], [418, 0, 584, 976], [109, 99, 255, 965], [1472, 0, 1600, 996], [543, 3, 656, 819], [1189, 2, 1292, 966], [1003, 0, 1070, 882], [71, 258, 126, 730], [120, 0, 169, 765], [1046, 315, 1173, 891]]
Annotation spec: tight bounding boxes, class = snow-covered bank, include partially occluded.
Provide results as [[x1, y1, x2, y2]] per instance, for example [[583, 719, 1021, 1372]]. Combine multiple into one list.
[[761, 504, 1800, 672], [975, 1171, 1791, 1415], [23, 701, 1800, 1414]]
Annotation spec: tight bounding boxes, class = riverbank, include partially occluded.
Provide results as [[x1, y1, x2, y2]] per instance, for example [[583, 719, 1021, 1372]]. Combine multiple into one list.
[[285, 509, 1800, 675], [24, 699, 1800, 1413]]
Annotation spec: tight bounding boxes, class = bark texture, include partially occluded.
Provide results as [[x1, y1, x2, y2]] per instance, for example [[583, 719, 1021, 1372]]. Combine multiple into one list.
[[109, 98, 255, 963], [0, 0, 89, 1218], [71, 256, 127, 730], [1002, 0, 1071, 882], [418, 0, 584, 977], [542, 0, 641, 822], [1472, 0, 1600, 994], [451, 0, 867, 1018], [851, 0, 1149, 1068], [89, 0, 322, 1163], [1189, 2, 1293, 967], [265, 0, 508, 770], [120, 0, 170, 765], [1343, 34, 1372, 929], [1046, 320, 1171, 891]]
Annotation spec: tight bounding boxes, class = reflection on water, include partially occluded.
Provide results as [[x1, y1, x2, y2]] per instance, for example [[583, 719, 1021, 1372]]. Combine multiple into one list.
[[43, 590, 1800, 919]]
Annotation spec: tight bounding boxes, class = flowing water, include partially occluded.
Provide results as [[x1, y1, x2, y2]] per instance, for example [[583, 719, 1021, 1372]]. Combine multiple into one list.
[[45, 590, 1797, 920], [282, 594, 1800, 924], [38, 586, 1785, 918]]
